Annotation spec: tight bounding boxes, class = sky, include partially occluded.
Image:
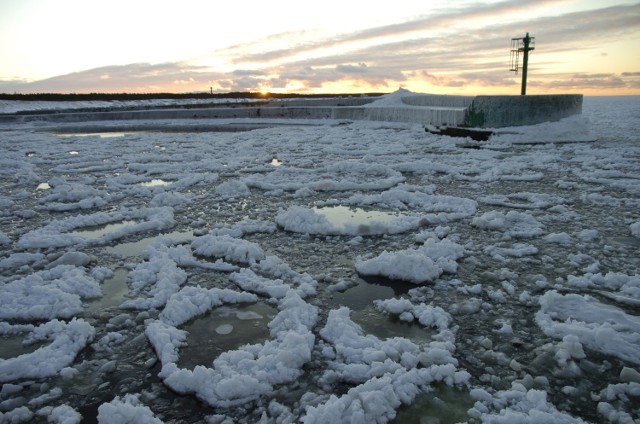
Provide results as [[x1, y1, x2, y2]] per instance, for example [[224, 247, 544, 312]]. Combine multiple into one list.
[[0, 0, 639, 95]]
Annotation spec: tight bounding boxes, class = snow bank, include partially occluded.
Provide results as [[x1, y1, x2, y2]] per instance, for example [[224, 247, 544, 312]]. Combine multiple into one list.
[[490, 114, 595, 144]]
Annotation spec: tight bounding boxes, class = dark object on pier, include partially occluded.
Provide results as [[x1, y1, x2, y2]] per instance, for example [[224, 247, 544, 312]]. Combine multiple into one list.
[[425, 126, 493, 141]]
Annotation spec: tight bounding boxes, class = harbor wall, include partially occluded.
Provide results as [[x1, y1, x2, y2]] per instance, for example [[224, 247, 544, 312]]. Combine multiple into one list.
[[1, 94, 583, 128], [464, 95, 583, 128]]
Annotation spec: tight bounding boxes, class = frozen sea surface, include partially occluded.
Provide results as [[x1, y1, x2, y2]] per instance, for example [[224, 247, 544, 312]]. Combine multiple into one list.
[[0, 95, 638, 423]]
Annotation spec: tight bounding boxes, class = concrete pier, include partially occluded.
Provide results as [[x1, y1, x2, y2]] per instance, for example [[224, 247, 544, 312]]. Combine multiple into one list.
[[0, 93, 583, 128], [463, 95, 583, 127]]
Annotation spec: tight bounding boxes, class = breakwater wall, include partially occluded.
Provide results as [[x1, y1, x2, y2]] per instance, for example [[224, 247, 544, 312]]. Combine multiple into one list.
[[464, 95, 583, 127], [0, 94, 583, 128]]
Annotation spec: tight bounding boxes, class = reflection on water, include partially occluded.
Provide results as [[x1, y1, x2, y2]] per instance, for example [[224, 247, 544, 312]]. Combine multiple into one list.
[[0, 333, 45, 360], [314, 206, 406, 229], [105, 230, 193, 257], [351, 305, 434, 344], [86, 268, 129, 312], [57, 132, 134, 138], [178, 303, 277, 369], [607, 236, 640, 248], [392, 385, 474, 424], [330, 278, 400, 311], [69, 220, 137, 238], [139, 179, 171, 187], [334, 275, 415, 309]]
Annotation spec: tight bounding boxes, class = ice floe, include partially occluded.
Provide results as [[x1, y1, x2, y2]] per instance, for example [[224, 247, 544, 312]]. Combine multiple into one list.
[[0, 95, 637, 422]]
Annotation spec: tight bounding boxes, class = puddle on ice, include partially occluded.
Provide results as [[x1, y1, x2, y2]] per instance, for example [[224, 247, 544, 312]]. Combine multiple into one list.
[[36, 182, 51, 190], [606, 236, 640, 248], [392, 385, 474, 424], [177, 303, 277, 369], [86, 268, 129, 312], [56, 132, 135, 138], [138, 179, 171, 187], [330, 279, 394, 310], [105, 230, 193, 257], [313, 206, 406, 229], [0, 334, 45, 360], [329, 277, 413, 311], [351, 305, 434, 344], [69, 220, 137, 238]]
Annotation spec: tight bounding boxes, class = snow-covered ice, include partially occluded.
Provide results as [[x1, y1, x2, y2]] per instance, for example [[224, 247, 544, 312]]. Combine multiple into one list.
[[0, 94, 638, 423]]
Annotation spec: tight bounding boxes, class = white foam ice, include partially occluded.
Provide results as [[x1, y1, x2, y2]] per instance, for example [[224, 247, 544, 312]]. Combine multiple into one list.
[[536, 290, 640, 365], [0, 94, 637, 422], [355, 237, 465, 284], [0, 318, 95, 383]]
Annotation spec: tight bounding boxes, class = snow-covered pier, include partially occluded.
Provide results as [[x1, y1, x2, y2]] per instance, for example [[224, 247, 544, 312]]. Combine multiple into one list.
[[1, 91, 583, 128]]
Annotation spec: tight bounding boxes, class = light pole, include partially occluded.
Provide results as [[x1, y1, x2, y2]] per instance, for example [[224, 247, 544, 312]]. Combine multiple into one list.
[[510, 33, 535, 95]]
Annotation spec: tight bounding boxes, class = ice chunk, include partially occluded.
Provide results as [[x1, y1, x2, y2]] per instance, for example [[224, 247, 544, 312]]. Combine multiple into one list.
[[0, 319, 95, 383], [97, 394, 163, 424], [536, 290, 640, 365], [355, 238, 464, 284], [472, 210, 543, 238], [468, 383, 588, 423], [17, 207, 175, 249], [146, 290, 317, 408], [191, 234, 265, 265], [45, 251, 91, 268], [0, 265, 101, 320]]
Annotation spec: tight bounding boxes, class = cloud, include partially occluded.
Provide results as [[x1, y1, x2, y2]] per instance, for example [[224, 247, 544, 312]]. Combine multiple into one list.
[[539, 74, 628, 90], [232, 69, 267, 77], [335, 64, 369, 74], [3, 1, 639, 94]]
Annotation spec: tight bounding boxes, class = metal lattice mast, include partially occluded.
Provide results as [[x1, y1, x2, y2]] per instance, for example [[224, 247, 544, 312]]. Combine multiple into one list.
[[510, 32, 535, 95]]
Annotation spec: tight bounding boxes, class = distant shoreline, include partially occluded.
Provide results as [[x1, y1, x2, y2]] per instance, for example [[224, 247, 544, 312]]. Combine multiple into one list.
[[0, 92, 386, 102]]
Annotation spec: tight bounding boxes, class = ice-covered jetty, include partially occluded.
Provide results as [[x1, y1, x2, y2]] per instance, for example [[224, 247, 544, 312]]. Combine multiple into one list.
[[0, 90, 583, 128]]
